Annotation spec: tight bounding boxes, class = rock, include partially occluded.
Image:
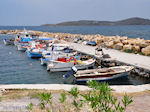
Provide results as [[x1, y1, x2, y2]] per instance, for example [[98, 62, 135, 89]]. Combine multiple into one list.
[[113, 43, 123, 50], [123, 44, 133, 52], [127, 39, 136, 45], [139, 41, 148, 48], [120, 36, 128, 41], [94, 37, 102, 42], [122, 40, 129, 45], [113, 39, 121, 44], [105, 41, 114, 48], [141, 46, 150, 56], [132, 45, 140, 52]]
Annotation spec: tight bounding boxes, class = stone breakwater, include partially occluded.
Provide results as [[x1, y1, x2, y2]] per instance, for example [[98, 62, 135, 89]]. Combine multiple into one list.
[[1, 30, 150, 56]]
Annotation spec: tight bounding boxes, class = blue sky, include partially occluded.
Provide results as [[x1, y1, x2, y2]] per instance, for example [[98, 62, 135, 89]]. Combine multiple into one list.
[[0, 0, 150, 26]]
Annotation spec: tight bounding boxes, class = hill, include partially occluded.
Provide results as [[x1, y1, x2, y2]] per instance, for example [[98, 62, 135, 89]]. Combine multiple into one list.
[[41, 17, 150, 26]]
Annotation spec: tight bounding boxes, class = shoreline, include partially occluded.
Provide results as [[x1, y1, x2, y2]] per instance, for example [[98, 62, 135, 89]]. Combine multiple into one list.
[[0, 84, 150, 93], [0, 29, 150, 56]]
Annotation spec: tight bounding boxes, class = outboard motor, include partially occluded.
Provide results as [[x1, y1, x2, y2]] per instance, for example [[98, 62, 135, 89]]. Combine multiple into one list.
[[63, 66, 77, 79]]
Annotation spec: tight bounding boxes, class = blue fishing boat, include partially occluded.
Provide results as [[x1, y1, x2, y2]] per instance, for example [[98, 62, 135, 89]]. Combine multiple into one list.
[[87, 41, 96, 46], [27, 49, 43, 58], [40, 58, 50, 65]]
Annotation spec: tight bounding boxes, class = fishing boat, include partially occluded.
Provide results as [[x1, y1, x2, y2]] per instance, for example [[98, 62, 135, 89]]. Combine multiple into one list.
[[40, 51, 78, 65], [17, 37, 32, 51], [65, 66, 134, 82], [87, 41, 96, 46], [14, 29, 33, 46], [47, 56, 95, 72], [17, 44, 29, 51], [41, 51, 64, 65], [3, 39, 14, 45], [50, 43, 70, 51], [26, 47, 45, 58], [27, 42, 47, 58]]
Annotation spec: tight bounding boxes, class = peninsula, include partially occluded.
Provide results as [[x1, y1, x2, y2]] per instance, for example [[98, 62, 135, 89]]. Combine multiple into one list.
[[41, 17, 150, 26]]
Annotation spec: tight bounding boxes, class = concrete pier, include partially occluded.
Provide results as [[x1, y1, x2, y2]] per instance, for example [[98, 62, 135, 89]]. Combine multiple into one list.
[[68, 42, 150, 76]]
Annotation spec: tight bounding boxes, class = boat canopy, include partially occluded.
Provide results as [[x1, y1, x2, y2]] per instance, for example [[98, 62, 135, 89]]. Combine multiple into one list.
[[40, 38, 53, 40], [53, 44, 69, 47], [20, 38, 32, 42], [88, 41, 96, 44]]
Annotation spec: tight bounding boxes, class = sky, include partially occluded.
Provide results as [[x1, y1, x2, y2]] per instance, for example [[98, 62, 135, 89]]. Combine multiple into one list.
[[0, 0, 150, 26]]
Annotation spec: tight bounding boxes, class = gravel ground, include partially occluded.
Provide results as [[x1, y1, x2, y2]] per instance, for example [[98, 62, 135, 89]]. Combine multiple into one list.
[[0, 90, 150, 112], [125, 92, 150, 112]]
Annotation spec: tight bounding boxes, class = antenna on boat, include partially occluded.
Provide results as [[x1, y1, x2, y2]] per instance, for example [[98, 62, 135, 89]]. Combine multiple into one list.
[[23, 28, 27, 34], [24, 28, 26, 31], [51, 44, 54, 60]]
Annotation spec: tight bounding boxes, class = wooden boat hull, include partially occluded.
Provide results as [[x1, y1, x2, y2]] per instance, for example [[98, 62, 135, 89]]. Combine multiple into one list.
[[74, 66, 134, 82], [76, 71, 129, 82]]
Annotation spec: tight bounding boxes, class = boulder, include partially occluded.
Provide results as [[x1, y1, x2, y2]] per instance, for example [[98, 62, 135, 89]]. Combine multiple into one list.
[[113, 39, 121, 44], [127, 39, 136, 45], [132, 45, 140, 52], [94, 38, 103, 45], [120, 36, 128, 41], [122, 40, 129, 45], [141, 46, 150, 56], [139, 41, 148, 48], [113, 43, 123, 50], [123, 44, 133, 52], [105, 41, 114, 48]]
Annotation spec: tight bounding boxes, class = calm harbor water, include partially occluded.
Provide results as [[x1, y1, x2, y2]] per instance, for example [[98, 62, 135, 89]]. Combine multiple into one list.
[[0, 26, 150, 85]]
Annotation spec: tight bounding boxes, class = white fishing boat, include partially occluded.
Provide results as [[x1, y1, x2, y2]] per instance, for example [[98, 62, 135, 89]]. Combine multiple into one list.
[[47, 43, 70, 51], [3, 39, 14, 45], [67, 66, 134, 82], [47, 57, 95, 72], [14, 29, 33, 46], [17, 44, 28, 51], [40, 51, 78, 65], [14, 34, 20, 46], [41, 51, 64, 65]]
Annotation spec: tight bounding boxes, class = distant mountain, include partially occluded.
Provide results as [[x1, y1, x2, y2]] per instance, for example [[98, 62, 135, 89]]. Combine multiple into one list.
[[41, 17, 150, 26]]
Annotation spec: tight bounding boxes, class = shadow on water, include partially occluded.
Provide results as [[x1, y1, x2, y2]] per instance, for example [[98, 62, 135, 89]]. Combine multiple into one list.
[[63, 72, 150, 86], [70, 75, 150, 86]]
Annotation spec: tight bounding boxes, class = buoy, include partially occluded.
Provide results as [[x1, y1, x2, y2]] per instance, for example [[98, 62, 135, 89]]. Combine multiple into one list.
[[9, 52, 12, 55], [68, 56, 76, 64]]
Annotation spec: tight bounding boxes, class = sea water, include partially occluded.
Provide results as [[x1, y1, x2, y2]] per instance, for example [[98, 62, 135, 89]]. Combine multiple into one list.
[[0, 26, 150, 85]]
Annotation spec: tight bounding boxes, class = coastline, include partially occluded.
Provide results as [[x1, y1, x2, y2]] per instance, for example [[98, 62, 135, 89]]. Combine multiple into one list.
[[0, 29, 150, 56], [0, 84, 150, 93]]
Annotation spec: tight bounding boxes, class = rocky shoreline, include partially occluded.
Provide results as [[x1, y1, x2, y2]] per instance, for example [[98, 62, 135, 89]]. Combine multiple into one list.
[[1, 30, 150, 56]]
